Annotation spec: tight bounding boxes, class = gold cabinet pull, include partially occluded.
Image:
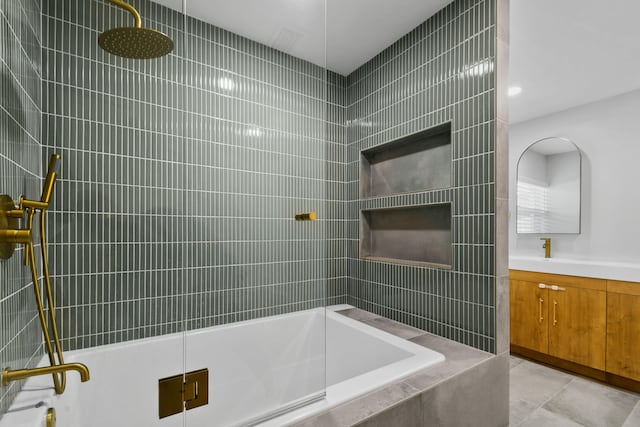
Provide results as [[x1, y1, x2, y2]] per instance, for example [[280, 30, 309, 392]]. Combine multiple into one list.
[[538, 297, 544, 323], [553, 300, 558, 326]]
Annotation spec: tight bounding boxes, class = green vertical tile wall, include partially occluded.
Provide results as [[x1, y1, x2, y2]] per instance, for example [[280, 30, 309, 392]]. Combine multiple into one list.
[[345, 0, 498, 352], [0, 0, 44, 414], [42, 0, 188, 351], [178, 14, 338, 330], [41, 0, 341, 350], [326, 72, 349, 306]]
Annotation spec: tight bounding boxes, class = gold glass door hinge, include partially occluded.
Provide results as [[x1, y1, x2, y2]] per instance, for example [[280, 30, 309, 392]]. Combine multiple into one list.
[[159, 369, 209, 419]]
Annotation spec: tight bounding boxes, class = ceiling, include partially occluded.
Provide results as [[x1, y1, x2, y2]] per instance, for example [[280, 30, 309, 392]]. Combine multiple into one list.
[[153, 0, 451, 76], [151, 0, 640, 124], [509, 0, 640, 123]]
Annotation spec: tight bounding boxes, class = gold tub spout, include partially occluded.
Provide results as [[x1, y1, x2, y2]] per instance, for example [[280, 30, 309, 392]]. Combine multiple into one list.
[[2, 363, 90, 386]]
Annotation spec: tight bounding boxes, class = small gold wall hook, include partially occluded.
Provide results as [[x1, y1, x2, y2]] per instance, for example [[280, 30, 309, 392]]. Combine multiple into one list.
[[295, 212, 317, 221]]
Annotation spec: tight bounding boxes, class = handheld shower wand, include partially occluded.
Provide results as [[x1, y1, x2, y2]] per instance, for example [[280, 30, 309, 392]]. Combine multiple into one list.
[[17, 154, 73, 393]]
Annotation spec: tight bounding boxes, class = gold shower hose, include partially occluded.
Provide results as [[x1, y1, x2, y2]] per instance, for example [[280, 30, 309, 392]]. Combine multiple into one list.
[[21, 154, 68, 394]]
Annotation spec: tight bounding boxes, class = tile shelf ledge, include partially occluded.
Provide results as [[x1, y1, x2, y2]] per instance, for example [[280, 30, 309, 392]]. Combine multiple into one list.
[[509, 256, 640, 283], [361, 256, 452, 270]]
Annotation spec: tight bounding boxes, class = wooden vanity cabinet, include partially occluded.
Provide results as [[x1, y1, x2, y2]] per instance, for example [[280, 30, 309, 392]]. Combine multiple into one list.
[[509, 270, 607, 371], [510, 278, 548, 354], [606, 280, 640, 382], [511, 270, 640, 391], [547, 283, 606, 370]]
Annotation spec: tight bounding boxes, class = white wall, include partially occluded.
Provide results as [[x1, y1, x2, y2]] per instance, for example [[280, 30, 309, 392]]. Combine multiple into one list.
[[509, 89, 640, 263]]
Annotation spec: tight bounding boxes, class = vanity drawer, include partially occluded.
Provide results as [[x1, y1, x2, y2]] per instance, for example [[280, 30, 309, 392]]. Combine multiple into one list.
[[509, 270, 606, 291]]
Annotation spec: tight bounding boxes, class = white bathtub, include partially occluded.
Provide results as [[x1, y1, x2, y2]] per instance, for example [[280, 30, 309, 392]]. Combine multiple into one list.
[[0, 305, 444, 427]]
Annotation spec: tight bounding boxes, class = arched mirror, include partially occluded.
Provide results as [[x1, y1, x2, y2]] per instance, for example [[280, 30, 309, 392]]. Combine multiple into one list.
[[516, 137, 581, 234]]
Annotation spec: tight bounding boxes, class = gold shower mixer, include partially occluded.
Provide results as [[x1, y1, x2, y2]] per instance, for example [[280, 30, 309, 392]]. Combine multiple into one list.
[[0, 154, 85, 394], [0, 195, 30, 257], [0, 154, 60, 259]]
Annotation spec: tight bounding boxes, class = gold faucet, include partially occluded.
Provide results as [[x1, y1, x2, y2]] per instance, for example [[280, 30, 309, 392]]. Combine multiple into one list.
[[540, 237, 551, 258], [2, 363, 90, 386]]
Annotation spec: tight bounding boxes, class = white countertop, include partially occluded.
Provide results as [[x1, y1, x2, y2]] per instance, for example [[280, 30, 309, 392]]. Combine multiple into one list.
[[509, 256, 640, 283]]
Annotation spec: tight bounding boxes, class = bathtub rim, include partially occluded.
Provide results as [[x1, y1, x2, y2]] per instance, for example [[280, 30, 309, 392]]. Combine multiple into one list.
[[0, 304, 446, 427], [256, 304, 445, 426]]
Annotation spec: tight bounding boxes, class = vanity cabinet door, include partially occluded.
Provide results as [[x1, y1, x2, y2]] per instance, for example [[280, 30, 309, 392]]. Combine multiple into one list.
[[510, 280, 548, 354], [547, 286, 606, 370], [606, 281, 640, 381]]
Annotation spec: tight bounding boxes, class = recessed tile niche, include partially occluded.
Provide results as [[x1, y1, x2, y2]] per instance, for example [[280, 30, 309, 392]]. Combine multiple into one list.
[[360, 123, 451, 198], [359, 123, 452, 267], [360, 204, 452, 267]]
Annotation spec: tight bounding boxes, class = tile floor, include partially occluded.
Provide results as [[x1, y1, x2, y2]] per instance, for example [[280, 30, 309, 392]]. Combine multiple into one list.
[[510, 356, 640, 427]]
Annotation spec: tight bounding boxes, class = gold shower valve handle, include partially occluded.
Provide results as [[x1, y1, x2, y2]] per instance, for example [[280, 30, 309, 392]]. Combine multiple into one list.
[[0, 229, 31, 244], [295, 212, 317, 221], [0, 194, 30, 259], [5, 208, 24, 218]]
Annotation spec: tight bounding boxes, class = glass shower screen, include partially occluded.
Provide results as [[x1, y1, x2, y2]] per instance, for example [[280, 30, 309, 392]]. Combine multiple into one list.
[[179, 1, 329, 425]]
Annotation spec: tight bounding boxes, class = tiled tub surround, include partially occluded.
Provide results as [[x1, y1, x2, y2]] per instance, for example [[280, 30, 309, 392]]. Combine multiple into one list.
[[0, 306, 446, 427], [345, 0, 510, 354], [0, 0, 510, 421], [38, 0, 508, 357], [37, 0, 510, 358], [294, 307, 508, 427], [0, 0, 45, 415], [41, 0, 342, 351]]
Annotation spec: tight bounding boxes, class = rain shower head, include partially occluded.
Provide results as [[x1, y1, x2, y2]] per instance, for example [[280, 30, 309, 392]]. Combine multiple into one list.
[[99, 27, 174, 59], [98, 0, 174, 59]]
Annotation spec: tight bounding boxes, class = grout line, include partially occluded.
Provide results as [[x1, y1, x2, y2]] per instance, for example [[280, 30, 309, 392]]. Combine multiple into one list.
[[512, 363, 577, 427], [622, 401, 640, 426]]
